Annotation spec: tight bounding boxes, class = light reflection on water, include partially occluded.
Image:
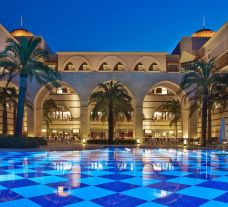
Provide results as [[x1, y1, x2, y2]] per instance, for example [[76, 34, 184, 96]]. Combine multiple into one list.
[[0, 148, 227, 206]]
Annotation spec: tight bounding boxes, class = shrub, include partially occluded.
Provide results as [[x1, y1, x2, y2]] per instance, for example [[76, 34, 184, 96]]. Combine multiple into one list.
[[87, 139, 137, 145], [0, 136, 47, 148]]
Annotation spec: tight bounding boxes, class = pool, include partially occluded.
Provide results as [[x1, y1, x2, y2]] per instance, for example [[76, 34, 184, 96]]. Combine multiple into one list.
[[0, 148, 228, 207]]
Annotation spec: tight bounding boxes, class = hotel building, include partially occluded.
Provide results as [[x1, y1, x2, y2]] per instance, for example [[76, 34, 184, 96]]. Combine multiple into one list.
[[0, 22, 228, 142]]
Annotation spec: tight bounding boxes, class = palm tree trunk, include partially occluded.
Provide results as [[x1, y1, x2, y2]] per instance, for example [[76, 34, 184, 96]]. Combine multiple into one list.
[[207, 105, 212, 145], [175, 122, 178, 139], [15, 76, 27, 137], [201, 91, 208, 146], [108, 104, 114, 144], [46, 122, 49, 137], [2, 101, 8, 135]]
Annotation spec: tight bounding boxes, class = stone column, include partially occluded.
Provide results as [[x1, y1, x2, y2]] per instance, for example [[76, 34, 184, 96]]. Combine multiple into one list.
[[182, 110, 189, 138], [34, 107, 42, 137], [80, 104, 90, 139], [134, 105, 144, 142]]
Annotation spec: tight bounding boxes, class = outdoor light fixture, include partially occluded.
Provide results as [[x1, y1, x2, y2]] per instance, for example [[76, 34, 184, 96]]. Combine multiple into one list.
[[41, 129, 47, 132], [183, 139, 187, 145], [137, 138, 140, 144], [82, 138, 86, 144]]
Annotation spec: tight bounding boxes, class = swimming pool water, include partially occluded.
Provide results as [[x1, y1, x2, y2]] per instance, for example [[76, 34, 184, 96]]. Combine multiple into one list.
[[0, 148, 227, 207]]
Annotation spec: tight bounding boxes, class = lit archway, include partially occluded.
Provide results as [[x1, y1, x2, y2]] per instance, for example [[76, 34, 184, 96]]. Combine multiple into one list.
[[34, 82, 81, 137], [0, 81, 26, 135], [143, 81, 192, 140], [89, 80, 135, 140]]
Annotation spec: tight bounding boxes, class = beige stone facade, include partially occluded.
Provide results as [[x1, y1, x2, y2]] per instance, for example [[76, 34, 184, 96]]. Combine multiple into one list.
[[0, 22, 228, 141]]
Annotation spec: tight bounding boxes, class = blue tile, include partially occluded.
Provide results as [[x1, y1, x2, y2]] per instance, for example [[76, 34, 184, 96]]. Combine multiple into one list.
[[59, 173, 92, 179], [214, 192, 228, 203], [0, 198, 41, 207], [137, 202, 166, 207], [200, 200, 228, 207], [147, 181, 190, 192], [122, 177, 160, 186], [64, 201, 102, 207], [213, 176, 228, 183], [100, 174, 134, 180], [185, 173, 219, 180], [0, 174, 23, 182], [153, 193, 208, 207], [4, 169, 35, 174], [167, 177, 206, 185], [0, 190, 23, 202], [198, 180, 228, 191], [12, 185, 55, 198], [47, 181, 88, 189], [80, 177, 113, 185], [71, 186, 114, 200], [30, 193, 83, 207], [97, 181, 139, 192], [92, 193, 146, 207], [143, 174, 177, 181], [122, 187, 170, 201], [17, 172, 50, 178], [178, 186, 226, 199], [29, 176, 67, 184], [0, 179, 38, 189]]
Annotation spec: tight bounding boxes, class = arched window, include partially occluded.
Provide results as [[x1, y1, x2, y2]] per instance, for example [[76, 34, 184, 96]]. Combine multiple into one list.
[[99, 62, 109, 71], [51, 105, 71, 120], [79, 62, 89, 71], [134, 62, 144, 71], [149, 62, 160, 71], [114, 62, 124, 71], [64, 62, 75, 71]]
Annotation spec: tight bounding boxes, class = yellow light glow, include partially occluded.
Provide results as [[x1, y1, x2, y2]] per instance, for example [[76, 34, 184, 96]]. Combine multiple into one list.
[[41, 129, 47, 132]]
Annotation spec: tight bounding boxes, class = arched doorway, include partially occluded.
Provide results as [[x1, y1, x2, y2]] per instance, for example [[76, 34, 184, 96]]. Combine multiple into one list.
[[143, 81, 194, 140], [34, 82, 80, 137], [0, 81, 28, 135], [89, 81, 135, 140]]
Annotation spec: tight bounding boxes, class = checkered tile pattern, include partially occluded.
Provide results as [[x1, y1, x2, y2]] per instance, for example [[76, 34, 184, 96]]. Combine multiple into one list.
[[0, 148, 228, 206]]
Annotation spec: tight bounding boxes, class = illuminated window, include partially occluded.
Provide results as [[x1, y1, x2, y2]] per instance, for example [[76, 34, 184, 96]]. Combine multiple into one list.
[[99, 62, 110, 71], [48, 64, 56, 70], [79, 62, 89, 71], [51, 105, 71, 120], [152, 111, 173, 121], [114, 62, 124, 71], [56, 87, 71, 94], [152, 87, 168, 95], [134, 63, 144, 71], [64, 62, 75, 71]]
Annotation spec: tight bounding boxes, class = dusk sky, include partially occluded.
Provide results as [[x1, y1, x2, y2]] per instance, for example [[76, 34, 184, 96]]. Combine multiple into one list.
[[1, 0, 228, 53]]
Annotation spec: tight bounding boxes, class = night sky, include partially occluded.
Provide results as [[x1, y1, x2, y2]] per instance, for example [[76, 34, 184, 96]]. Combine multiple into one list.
[[1, 0, 228, 53]]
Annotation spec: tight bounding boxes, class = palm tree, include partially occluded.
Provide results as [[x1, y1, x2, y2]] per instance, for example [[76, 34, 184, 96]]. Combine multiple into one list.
[[156, 99, 181, 138], [180, 60, 228, 146], [90, 81, 133, 144], [0, 37, 60, 136], [0, 86, 17, 134], [43, 99, 58, 137]]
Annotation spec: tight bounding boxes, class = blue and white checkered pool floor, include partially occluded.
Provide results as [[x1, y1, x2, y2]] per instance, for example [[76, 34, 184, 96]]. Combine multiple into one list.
[[0, 148, 228, 207]]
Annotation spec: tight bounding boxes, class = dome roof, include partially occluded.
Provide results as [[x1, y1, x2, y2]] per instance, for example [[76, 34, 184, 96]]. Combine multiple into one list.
[[192, 28, 215, 38], [10, 28, 33, 37]]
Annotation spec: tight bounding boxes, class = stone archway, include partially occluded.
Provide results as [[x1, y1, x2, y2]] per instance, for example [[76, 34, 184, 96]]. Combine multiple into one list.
[[0, 81, 22, 135], [142, 81, 196, 140], [88, 80, 136, 140], [34, 82, 81, 137]]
